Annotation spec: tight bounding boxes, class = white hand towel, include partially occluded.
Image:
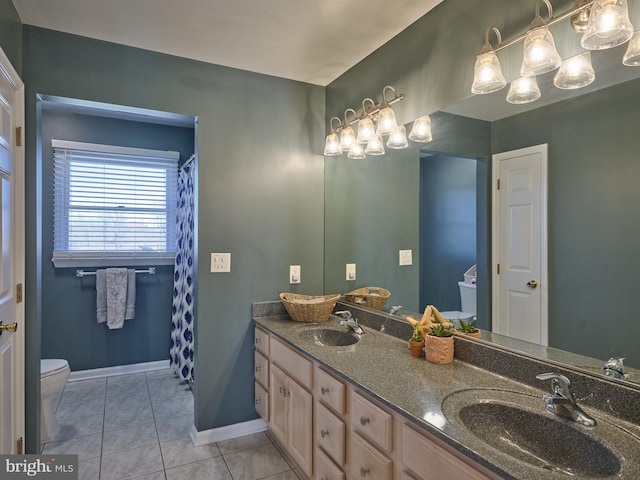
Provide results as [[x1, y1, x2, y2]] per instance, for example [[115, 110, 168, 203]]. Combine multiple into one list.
[[106, 268, 128, 329], [96, 269, 107, 323], [125, 268, 136, 320]]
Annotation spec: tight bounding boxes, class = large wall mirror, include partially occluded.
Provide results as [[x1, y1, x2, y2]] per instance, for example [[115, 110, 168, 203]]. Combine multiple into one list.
[[324, 40, 640, 386]]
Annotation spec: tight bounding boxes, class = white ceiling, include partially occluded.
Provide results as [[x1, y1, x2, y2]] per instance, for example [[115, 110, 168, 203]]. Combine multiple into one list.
[[12, 0, 443, 86]]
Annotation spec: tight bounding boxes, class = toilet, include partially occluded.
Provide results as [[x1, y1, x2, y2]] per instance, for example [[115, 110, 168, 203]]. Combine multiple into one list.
[[40, 359, 71, 442], [440, 281, 477, 324]]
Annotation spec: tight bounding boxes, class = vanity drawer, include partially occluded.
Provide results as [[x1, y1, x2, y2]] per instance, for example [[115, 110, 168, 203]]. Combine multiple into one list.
[[315, 367, 346, 414], [254, 327, 270, 355], [315, 447, 345, 480], [254, 351, 269, 388], [254, 381, 269, 421], [270, 336, 313, 389], [315, 401, 346, 465], [350, 432, 392, 480], [351, 391, 393, 452], [402, 424, 491, 480]]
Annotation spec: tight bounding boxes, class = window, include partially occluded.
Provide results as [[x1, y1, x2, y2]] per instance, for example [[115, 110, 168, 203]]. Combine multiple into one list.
[[52, 140, 179, 267]]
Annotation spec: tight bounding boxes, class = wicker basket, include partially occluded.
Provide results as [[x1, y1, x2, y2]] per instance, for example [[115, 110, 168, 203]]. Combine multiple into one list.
[[279, 293, 341, 323], [344, 287, 391, 311]]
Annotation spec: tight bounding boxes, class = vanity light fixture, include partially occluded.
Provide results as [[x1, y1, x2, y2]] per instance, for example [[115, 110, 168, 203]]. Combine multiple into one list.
[[339, 109, 358, 150], [347, 142, 366, 159], [581, 0, 633, 50], [623, 31, 640, 66], [375, 86, 399, 136], [521, 0, 563, 77], [506, 76, 542, 104], [387, 124, 409, 149], [365, 135, 385, 156], [571, 0, 592, 32], [323, 116, 342, 156], [471, 27, 507, 94], [408, 115, 432, 143], [554, 51, 596, 89]]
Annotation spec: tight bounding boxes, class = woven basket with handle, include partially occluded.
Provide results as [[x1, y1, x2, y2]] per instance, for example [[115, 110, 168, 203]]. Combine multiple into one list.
[[279, 293, 341, 323], [344, 287, 390, 310]]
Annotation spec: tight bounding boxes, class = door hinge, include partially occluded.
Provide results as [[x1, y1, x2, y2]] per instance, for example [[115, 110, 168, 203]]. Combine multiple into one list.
[[16, 283, 22, 303], [496, 178, 501, 190], [497, 264, 501, 275], [17, 437, 23, 454], [15, 127, 22, 147]]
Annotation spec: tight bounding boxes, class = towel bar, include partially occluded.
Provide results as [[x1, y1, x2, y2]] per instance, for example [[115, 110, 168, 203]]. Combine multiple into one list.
[[76, 267, 156, 278]]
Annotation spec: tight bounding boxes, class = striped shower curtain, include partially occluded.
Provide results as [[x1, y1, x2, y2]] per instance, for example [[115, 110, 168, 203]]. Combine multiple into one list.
[[170, 160, 195, 381]]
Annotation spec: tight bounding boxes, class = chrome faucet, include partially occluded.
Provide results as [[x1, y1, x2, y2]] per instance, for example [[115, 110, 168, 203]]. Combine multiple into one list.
[[536, 372, 596, 426], [389, 305, 403, 315], [603, 357, 625, 379], [335, 310, 364, 335]]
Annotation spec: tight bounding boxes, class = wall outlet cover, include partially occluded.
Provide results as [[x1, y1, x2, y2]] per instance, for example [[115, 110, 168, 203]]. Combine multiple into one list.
[[346, 263, 356, 281], [290, 265, 301, 284], [399, 249, 413, 266], [211, 252, 231, 272]]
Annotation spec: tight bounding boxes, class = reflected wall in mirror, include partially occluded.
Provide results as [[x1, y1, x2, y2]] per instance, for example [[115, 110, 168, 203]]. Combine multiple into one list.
[[325, 72, 640, 377]]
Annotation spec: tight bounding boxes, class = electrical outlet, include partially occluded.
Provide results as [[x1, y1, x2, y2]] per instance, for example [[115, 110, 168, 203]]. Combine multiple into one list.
[[399, 249, 413, 266], [211, 253, 231, 272], [346, 263, 356, 281], [290, 265, 301, 284]]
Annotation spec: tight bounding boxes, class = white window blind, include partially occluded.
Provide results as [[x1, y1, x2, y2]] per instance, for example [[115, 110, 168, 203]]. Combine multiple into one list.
[[52, 140, 179, 268]]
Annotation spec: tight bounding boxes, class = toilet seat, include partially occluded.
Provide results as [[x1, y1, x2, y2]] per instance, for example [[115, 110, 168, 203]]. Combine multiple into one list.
[[41, 359, 69, 378], [439, 311, 474, 322]]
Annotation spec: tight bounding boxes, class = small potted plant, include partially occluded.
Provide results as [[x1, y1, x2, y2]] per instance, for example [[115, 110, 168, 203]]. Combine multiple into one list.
[[408, 323, 425, 357], [455, 318, 481, 339], [425, 323, 455, 364]]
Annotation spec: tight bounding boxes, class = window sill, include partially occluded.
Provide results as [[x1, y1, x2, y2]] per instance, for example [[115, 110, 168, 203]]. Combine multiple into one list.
[[52, 253, 175, 268]]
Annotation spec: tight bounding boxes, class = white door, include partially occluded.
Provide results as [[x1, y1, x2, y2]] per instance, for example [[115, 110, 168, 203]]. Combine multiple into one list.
[[492, 144, 548, 345], [0, 47, 25, 454]]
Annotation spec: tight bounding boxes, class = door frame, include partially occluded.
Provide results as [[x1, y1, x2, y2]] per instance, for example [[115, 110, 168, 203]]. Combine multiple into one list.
[[491, 144, 548, 345], [0, 45, 25, 452]]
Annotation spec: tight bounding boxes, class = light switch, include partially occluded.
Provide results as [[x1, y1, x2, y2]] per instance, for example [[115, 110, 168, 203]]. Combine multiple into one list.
[[290, 265, 301, 284], [399, 249, 413, 266], [346, 263, 356, 281], [211, 253, 231, 272]]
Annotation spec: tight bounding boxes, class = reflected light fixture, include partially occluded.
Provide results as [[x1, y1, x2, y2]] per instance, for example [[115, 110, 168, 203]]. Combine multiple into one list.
[[355, 98, 377, 144], [365, 135, 385, 156], [571, 0, 592, 32], [323, 116, 342, 156], [471, 27, 507, 94], [554, 51, 595, 89], [347, 142, 366, 159], [623, 31, 640, 66], [408, 115, 432, 143], [375, 86, 399, 136], [581, 0, 633, 50], [387, 124, 408, 149], [506, 76, 541, 104], [521, 0, 562, 77], [339, 108, 357, 150]]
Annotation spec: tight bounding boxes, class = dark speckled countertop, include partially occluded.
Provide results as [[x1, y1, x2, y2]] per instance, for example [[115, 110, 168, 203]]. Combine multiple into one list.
[[253, 304, 640, 480]]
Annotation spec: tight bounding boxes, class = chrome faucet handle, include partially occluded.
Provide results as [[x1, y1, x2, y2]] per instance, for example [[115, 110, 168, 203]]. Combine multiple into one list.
[[603, 357, 625, 379], [536, 372, 574, 399], [335, 310, 353, 320]]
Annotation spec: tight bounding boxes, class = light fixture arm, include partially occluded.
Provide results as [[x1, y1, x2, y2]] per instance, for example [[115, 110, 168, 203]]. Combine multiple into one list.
[[328, 116, 342, 133], [343, 108, 358, 127], [480, 26, 503, 54], [361, 97, 377, 117]]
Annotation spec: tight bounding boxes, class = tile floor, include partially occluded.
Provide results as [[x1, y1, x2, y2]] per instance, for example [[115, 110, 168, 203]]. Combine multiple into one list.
[[42, 368, 298, 480]]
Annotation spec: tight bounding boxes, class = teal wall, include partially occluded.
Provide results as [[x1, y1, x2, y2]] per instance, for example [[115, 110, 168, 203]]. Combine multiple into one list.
[[492, 78, 640, 367], [22, 26, 325, 450], [0, 0, 21, 74], [39, 109, 194, 370]]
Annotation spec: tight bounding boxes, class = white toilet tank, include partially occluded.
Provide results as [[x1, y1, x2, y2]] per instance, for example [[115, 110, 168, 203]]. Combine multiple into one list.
[[458, 281, 477, 315]]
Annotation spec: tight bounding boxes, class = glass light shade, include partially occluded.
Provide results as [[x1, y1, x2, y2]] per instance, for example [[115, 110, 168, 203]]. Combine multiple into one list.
[[623, 31, 640, 66], [323, 132, 342, 156], [554, 52, 595, 89], [365, 135, 385, 156], [339, 124, 356, 150], [471, 50, 507, 94], [521, 26, 562, 76], [356, 116, 375, 144], [581, 0, 633, 50], [347, 142, 366, 159], [387, 125, 408, 149], [375, 104, 397, 136], [506, 76, 541, 104], [408, 115, 432, 143]]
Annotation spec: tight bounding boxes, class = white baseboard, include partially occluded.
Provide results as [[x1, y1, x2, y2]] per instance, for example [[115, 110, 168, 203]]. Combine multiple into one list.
[[191, 418, 268, 446], [68, 360, 170, 382]]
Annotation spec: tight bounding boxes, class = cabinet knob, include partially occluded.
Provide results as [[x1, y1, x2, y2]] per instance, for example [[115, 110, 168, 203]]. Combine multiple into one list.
[[360, 416, 370, 426], [360, 467, 370, 477], [284, 390, 290, 398], [255, 398, 262, 406], [279, 386, 285, 395], [255, 366, 261, 373], [320, 429, 329, 438], [255, 337, 262, 344], [320, 387, 329, 395]]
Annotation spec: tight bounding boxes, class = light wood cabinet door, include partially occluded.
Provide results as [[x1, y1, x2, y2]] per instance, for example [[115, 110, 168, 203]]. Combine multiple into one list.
[[315, 367, 346, 414], [350, 432, 392, 480], [255, 350, 269, 388], [255, 327, 270, 355], [315, 402, 346, 465], [269, 364, 288, 446], [287, 377, 313, 477], [315, 447, 346, 480], [351, 391, 393, 453], [255, 381, 269, 421]]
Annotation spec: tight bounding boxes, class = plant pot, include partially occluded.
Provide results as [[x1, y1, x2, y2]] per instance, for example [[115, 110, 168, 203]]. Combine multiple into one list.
[[408, 340, 424, 357], [455, 329, 482, 339], [425, 335, 454, 364]]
